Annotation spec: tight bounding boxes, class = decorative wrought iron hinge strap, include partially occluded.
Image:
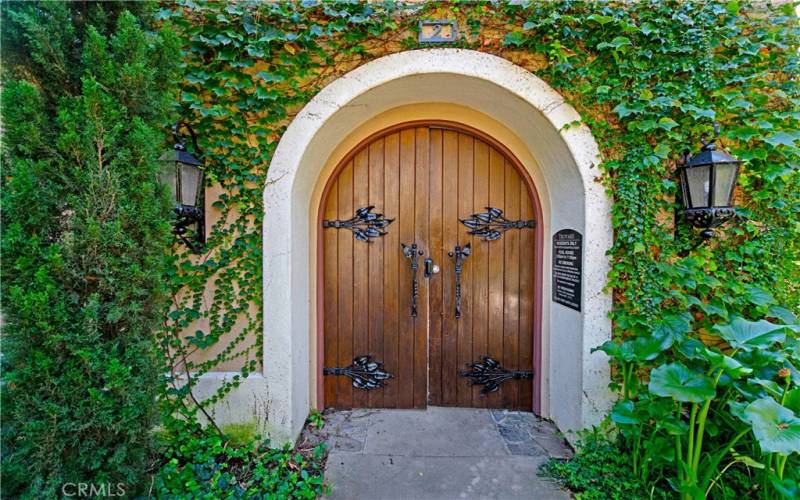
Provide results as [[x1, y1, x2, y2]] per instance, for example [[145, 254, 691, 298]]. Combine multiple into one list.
[[460, 207, 535, 241], [402, 243, 423, 317], [459, 356, 533, 395], [323, 355, 392, 390], [323, 206, 394, 242], [448, 243, 470, 319]]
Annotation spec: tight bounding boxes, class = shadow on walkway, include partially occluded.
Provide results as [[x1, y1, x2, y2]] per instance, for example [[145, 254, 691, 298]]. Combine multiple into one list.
[[319, 407, 572, 500]]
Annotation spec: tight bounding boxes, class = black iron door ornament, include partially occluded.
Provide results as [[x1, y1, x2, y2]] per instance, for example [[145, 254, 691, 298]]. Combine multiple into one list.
[[323, 206, 394, 242], [323, 355, 392, 390], [460, 207, 535, 241], [402, 243, 424, 317], [448, 243, 471, 318], [459, 356, 533, 395]]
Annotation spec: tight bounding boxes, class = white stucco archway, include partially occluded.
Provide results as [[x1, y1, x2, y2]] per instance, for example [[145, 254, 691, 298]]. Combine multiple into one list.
[[258, 49, 613, 444]]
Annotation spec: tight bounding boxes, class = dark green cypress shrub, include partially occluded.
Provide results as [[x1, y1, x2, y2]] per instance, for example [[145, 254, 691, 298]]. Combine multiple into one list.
[[1, 2, 179, 496]]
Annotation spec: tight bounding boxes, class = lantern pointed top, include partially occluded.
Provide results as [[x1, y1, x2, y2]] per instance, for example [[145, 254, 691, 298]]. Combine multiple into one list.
[[158, 148, 203, 167], [687, 122, 741, 167]]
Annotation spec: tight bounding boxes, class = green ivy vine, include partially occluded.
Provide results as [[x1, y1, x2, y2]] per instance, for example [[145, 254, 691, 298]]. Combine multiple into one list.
[[159, 0, 799, 496]]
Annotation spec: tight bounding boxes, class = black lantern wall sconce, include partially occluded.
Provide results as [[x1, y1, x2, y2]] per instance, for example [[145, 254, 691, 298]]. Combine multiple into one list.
[[676, 123, 741, 252], [158, 121, 205, 253]]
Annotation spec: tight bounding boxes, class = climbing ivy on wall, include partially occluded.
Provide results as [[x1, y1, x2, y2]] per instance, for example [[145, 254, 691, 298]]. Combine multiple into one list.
[[160, 0, 798, 495]]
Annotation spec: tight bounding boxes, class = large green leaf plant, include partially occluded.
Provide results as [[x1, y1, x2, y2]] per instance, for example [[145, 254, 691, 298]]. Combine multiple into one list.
[[597, 293, 799, 499]]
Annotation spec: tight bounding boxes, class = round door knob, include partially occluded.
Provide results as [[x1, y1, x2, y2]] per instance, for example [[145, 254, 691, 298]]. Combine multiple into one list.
[[432, 264, 440, 274]]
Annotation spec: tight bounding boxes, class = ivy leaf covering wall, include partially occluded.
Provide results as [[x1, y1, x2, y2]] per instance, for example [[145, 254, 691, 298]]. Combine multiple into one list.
[[160, 0, 798, 443]]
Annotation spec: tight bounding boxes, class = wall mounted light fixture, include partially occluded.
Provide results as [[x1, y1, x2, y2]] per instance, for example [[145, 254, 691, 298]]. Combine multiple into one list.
[[158, 121, 205, 253], [677, 123, 741, 253]]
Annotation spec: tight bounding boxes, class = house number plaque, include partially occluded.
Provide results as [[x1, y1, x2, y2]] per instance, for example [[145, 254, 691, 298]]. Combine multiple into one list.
[[418, 20, 457, 43], [552, 229, 582, 311]]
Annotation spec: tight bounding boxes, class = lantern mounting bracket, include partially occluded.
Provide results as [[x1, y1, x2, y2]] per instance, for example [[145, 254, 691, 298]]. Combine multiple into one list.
[[172, 120, 203, 160], [174, 205, 204, 253], [699, 122, 721, 151]]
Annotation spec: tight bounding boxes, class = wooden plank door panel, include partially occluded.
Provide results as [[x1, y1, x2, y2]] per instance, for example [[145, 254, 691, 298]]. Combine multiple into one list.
[[428, 129, 444, 405], [323, 179, 339, 406], [368, 139, 385, 408], [502, 159, 521, 409], [439, 129, 459, 406], [336, 162, 354, 408], [382, 132, 400, 408], [397, 128, 416, 409], [518, 181, 536, 410], [456, 133, 474, 407], [352, 150, 370, 409], [322, 124, 536, 411], [484, 147, 506, 408], [470, 140, 490, 408], [413, 127, 430, 409]]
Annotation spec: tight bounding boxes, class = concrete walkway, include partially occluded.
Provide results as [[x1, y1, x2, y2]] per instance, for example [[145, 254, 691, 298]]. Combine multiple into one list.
[[322, 407, 572, 500]]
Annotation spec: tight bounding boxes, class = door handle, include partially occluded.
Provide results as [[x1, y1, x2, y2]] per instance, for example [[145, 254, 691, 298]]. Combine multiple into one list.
[[448, 243, 471, 318], [424, 258, 439, 278], [402, 243, 423, 317]]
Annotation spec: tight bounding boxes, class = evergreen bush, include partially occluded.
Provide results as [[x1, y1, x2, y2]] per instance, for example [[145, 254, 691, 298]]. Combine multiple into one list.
[[1, 2, 178, 496]]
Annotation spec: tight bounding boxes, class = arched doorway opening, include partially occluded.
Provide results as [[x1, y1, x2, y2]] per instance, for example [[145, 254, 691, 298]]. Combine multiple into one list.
[[260, 49, 613, 444], [318, 121, 543, 412]]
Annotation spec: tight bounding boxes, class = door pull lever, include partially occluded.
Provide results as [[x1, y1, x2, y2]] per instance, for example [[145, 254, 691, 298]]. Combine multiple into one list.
[[402, 243, 423, 317], [448, 244, 471, 318]]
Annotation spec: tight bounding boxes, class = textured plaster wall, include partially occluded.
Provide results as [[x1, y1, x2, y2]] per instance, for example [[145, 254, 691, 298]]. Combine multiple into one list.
[[173, 182, 260, 371], [195, 49, 614, 445]]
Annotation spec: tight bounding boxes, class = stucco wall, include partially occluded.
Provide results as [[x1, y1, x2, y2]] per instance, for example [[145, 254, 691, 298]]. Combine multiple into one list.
[[190, 49, 613, 445]]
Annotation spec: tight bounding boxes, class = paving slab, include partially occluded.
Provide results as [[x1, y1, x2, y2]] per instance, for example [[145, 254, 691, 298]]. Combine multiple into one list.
[[365, 407, 508, 457], [324, 408, 373, 453], [491, 409, 573, 460], [322, 407, 572, 499], [325, 454, 569, 500]]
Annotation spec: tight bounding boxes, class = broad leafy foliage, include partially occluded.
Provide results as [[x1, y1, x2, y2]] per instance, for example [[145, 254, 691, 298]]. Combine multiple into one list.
[[649, 363, 716, 403], [744, 398, 800, 456]]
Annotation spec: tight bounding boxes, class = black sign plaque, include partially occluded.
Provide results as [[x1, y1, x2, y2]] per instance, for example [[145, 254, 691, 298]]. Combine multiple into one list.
[[552, 229, 582, 311]]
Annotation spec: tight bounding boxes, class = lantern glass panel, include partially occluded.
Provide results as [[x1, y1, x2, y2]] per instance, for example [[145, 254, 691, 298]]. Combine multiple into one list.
[[158, 161, 177, 201], [712, 162, 738, 207], [178, 161, 202, 207], [685, 164, 711, 209]]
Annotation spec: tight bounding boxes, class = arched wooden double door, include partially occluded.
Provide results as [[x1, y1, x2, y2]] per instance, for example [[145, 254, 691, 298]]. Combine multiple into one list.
[[321, 122, 538, 411]]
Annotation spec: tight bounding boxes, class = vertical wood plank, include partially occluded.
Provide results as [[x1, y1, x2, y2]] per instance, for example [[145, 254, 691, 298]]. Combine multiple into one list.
[[486, 147, 505, 408], [336, 161, 354, 407], [383, 133, 400, 408], [502, 159, 521, 409], [413, 127, 430, 409], [397, 128, 416, 408], [352, 149, 370, 408], [470, 140, 490, 407], [428, 128, 444, 405], [323, 179, 339, 407], [519, 181, 535, 411], [368, 139, 385, 408], [441, 130, 459, 406], [456, 133, 474, 407]]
